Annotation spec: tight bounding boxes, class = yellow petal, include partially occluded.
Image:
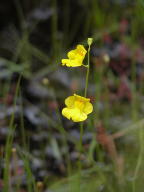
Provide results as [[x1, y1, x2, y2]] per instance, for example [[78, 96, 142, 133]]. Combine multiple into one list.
[[62, 107, 87, 122], [76, 45, 87, 57], [65, 96, 75, 107], [62, 108, 71, 120], [72, 110, 87, 122], [67, 50, 76, 59], [61, 59, 69, 66], [62, 108, 79, 121], [83, 102, 93, 114], [69, 59, 82, 67], [61, 44, 87, 68], [61, 59, 72, 67], [74, 94, 90, 102], [62, 59, 82, 67]]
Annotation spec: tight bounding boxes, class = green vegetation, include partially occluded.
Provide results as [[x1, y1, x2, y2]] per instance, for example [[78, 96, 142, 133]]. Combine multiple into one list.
[[1, 0, 144, 192]]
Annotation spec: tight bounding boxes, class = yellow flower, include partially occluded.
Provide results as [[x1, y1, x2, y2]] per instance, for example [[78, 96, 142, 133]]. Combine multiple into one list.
[[61, 45, 87, 67], [62, 94, 93, 122]]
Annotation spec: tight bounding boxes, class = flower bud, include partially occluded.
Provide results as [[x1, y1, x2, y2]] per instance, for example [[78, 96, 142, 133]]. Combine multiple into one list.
[[87, 38, 93, 46]]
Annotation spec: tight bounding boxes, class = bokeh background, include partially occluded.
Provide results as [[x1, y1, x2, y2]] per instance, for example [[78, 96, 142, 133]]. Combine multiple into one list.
[[1, 0, 144, 191]]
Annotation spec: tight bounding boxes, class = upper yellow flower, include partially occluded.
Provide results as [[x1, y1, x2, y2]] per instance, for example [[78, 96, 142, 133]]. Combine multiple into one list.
[[61, 45, 87, 67], [62, 94, 93, 122]]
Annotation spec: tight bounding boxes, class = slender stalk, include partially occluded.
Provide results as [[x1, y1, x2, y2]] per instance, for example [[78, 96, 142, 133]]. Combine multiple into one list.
[[78, 39, 93, 192], [79, 123, 84, 152], [79, 38, 92, 152], [77, 123, 83, 192], [84, 44, 90, 97]]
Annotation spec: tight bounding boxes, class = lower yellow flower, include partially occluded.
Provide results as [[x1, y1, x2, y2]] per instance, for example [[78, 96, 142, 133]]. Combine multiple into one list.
[[61, 45, 87, 67], [62, 94, 93, 122]]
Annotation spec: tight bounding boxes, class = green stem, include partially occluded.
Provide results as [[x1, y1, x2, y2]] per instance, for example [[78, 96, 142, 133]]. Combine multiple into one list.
[[79, 123, 84, 152], [79, 42, 91, 151], [78, 40, 92, 192], [84, 45, 90, 97]]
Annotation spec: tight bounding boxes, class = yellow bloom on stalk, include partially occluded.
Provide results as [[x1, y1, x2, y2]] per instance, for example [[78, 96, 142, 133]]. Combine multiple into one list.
[[62, 94, 93, 122], [61, 45, 87, 67]]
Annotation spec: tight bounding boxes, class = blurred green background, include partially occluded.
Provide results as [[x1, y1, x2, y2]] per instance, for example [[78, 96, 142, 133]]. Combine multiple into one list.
[[1, 0, 144, 192]]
